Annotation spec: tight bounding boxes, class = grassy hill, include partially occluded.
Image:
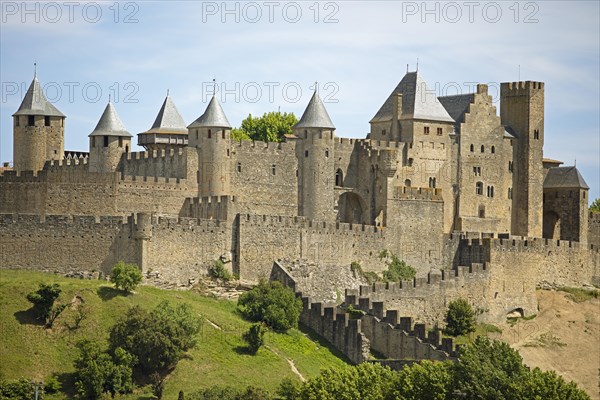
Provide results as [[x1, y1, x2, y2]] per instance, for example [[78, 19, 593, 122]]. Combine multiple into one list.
[[0, 270, 347, 399]]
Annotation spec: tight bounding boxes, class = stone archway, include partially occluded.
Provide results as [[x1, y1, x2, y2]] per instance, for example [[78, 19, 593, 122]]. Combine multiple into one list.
[[543, 211, 560, 239], [337, 192, 366, 224]]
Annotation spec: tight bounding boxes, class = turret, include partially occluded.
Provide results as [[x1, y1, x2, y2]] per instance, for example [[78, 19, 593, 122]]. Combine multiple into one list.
[[12, 74, 65, 173], [188, 95, 231, 196], [501, 81, 545, 237], [88, 102, 131, 173], [137, 93, 188, 152], [294, 90, 336, 221]]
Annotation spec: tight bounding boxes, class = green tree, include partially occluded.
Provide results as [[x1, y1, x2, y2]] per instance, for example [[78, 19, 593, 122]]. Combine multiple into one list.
[[299, 363, 396, 400], [379, 250, 416, 282], [0, 378, 44, 399], [590, 198, 600, 213], [444, 298, 476, 336], [108, 301, 201, 374], [74, 340, 134, 399], [208, 259, 233, 281], [110, 261, 142, 293], [519, 367, 591, 400], [26, 283, 66, 327], [277, 378, 300, 400], [242, 323, 266, 354], [237, 280, 302, 333], [231, 112, 298, 143], [393, 360, 452, 400]]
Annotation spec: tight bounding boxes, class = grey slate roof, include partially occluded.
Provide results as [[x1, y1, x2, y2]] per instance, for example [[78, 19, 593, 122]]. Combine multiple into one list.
[[142, 95, 187, 134], [503, 126, 517, 139], [187, 95, 231, 129], [438, 94, 474, 123], [89, 102, 132, 137], [544, 166, 589, 189], [294, 91, 335, 130], [370, 72, 454, 123], [13, 77, 65, 117]]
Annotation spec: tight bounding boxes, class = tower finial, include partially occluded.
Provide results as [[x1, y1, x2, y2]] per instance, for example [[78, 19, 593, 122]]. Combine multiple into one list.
[[33, 62, 37, 78], [406, 64, 409, 73], [167, 88, 170, 96], [108, 94, 111, 103], [575, 157, 577, 167], [416, 57, 419, 72], [212, 78, 216, 96], [315, 81, 318, 93]]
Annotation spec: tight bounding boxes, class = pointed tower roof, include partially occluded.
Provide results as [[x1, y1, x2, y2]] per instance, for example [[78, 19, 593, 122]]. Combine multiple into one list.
[[142, 95, 187, 134], [187, 96, 231, 129], [13, 77, 65, 117], [543, 166, 589, 190], [370, 71, 454, 123], [89, 102, 132, 137], [293, 90, 335, 130]]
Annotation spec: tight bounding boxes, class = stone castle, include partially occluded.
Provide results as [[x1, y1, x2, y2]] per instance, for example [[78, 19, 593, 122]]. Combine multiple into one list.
[[2, 69, 599, 331]]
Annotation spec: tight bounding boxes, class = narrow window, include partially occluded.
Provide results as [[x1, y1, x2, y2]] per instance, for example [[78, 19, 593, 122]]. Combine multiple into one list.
[[470, 144, 474, 152], [15, 117, 20, 127], [479, 206, 485, 218], [480, 145, 485, 153], [382, 129, 386, 136], [92, 137, 96, 147], [476, 181, 483, 195], [408, 158, 413, 167], [335, 169, 344, 186], [534, 129, 539, 139], [44, 116, 50, 126], [196, 130, 199, 140], [491, 146, 495, 154], [508, 161, 513, 172], [125, 145, 129, 153], [405, 179, 411, 187], [222, 130, 225, 139], [208, 129, 212, 139], [226, 149, 230, 157], [304, 130, 308, 139], [305, 150, 309, 157], [118, 137, 123, 148], [28, 115, 35, 126], [424, 126, 430, 134], [103, 136, 109, 147], [429, 177, 436, 188], [583, 191, 586, 199], [508, 188, 513, 199], [325, 150, 329, 157], [437, 127, 443, 135], [272, 164, 276, 175], [237, 162, 242, 173]]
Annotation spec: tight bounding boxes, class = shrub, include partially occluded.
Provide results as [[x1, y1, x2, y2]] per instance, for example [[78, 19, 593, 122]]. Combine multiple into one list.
[[0, 378, 43, 399], [379, 250, 416, 282], [26, 283, 66, 327], [237, 280, 302, 333], [208, 259, 233, 281], [444, 298, 476, 336], [44, 375, 61, 393], [242, 323, 266, 354], [110, 261, 142, 293]]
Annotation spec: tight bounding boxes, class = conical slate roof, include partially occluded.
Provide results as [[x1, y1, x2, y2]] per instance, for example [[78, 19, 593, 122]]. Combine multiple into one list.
[[370, 71, 454, 123], [13, 77, 65, 117], [543, 166, 589, 190], [187, 96, 231, 129], [89, 102, 132, 137], [142, 95, 187, 134], [293, 91, 335, 130]]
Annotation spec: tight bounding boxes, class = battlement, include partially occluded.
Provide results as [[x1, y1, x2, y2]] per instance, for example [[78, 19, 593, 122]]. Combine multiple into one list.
[[346, 264, 487, 306], [125, 147, 185, 161], [392, 186, 443, 201], [501, 81, 545, 93], [238, 213, 383, 235], [234, 139, 294, 153], [180, 195, 235, 220], [118, 174, 190, 187], [0, 213, 127, 228], [47, 158, 88, 168]]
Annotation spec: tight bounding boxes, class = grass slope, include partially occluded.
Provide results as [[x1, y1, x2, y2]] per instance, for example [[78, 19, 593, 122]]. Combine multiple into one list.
[[0, 270, 347, 398]]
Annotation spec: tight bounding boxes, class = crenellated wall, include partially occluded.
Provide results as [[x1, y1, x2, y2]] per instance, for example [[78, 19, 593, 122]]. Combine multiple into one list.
[[119, 147, 197, 181]]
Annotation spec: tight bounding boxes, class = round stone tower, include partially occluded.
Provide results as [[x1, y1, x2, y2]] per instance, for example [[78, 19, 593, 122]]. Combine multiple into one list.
[[12, 74, 65, 173], [294, 90, 336, 221], [88, 102, 132, 173], [187, 95, 232, 197]]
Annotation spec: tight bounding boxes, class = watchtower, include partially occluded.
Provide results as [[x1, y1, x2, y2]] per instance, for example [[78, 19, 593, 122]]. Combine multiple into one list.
[[88, 102, 132, 173]]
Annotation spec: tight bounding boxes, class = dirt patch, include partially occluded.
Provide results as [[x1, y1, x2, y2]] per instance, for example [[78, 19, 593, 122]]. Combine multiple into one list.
[[501, 290, 600, 399]]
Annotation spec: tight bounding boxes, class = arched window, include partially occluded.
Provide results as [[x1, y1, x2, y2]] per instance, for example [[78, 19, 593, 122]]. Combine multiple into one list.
[[272, 164, 276, 175], [325, 150, 329, 157], [491, 146, 495, 154], [405, 179, 412, 187], [480, 145, 485, 153], [470, 144, 474, 152], [487, 186, 494, 197], [335, 169, 344, 186], [476, 181, 483, 195], [237, 162, 242, 173], [429, 177, 436, 188], [305, 150, 309, 157], [208, 129, 212, 139], [222, 130, 226, 139], [479, 205, 486, 218]]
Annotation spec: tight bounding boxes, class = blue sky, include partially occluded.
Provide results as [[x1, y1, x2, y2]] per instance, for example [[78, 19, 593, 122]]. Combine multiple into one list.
[[1, 1, 598, 201]]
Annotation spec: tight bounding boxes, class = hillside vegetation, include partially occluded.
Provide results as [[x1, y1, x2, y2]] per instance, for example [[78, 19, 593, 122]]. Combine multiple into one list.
[[0, 270, 346, 398]]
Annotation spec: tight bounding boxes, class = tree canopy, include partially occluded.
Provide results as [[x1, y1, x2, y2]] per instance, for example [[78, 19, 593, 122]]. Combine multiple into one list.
[[231, 111, 298, 142]]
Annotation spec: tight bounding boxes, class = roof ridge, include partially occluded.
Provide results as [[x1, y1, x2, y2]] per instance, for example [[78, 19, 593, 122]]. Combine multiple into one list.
[[293, 90, 335, 130], [13, 77, 65, 117]]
